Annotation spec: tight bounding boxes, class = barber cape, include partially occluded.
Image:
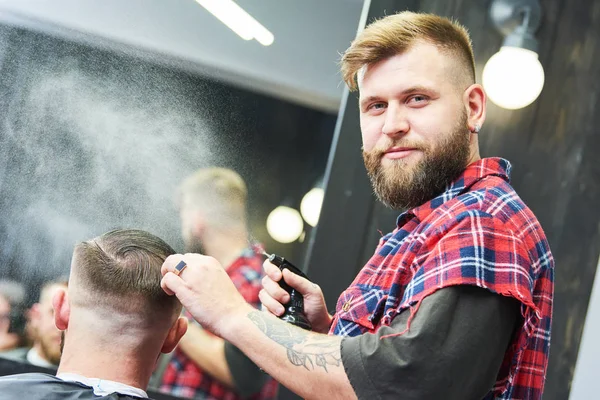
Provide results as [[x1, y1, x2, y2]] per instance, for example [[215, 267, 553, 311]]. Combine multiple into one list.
[[0, 373, 147, 399], [329, 158, 554, 400]]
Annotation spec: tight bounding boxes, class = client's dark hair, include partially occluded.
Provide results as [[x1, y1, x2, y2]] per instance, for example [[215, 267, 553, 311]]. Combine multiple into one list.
[[72, 229, 179, 317]]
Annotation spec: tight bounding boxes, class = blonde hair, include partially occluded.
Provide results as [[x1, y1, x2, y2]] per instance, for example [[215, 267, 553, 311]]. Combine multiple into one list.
[[178, 168, 248, 227], [341, 11, 476, 91]]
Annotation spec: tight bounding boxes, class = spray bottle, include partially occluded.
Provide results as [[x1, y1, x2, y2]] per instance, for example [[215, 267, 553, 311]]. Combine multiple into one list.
[[263, 252, 312, 331]]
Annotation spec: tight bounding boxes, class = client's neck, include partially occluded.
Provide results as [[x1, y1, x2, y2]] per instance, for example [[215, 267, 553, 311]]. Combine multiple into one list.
[[57, 318, 162, 390]]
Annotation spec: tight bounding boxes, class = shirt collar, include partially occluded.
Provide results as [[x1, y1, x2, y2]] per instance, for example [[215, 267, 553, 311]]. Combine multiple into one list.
[[397, 157, 512, 225], [26, 347, 57, 369], [57, 373, 148, 398]]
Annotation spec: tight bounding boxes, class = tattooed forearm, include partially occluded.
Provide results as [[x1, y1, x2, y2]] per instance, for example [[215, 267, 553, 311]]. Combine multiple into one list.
[[248, 310, 342, 372]]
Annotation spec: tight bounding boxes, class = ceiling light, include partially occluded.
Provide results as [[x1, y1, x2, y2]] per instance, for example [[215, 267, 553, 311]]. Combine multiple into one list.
[[300, 187, 324, 227], [194, 0, 274, 46], [266, 206, 303, 243]]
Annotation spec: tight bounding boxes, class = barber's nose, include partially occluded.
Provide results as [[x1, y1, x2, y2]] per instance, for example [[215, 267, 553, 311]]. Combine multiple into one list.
[[381, 104, 409, 137]]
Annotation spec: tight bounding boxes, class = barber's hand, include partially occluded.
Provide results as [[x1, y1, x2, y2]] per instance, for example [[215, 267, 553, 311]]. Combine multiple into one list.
[[259, 260, 332, 333], [161, 254, 250, 337]]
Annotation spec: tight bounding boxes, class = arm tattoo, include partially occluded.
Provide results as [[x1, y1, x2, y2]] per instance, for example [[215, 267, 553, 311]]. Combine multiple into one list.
[[248, 311, 342, 372]]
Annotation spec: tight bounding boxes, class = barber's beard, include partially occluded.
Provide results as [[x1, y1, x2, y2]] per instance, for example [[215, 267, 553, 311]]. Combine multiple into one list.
[[363, 112, 471, 210], [185, 237, 205, 254], [40, 333, 62, 365]]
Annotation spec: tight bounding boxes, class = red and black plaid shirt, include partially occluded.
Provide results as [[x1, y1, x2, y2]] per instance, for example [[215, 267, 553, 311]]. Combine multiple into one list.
[[330, 158, 554, 400], [160, 246, 278, 400]]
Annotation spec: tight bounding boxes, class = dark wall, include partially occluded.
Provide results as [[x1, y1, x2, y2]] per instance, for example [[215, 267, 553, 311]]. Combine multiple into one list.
[[0, 24, 336, 303], [307, 0, 600, 399]]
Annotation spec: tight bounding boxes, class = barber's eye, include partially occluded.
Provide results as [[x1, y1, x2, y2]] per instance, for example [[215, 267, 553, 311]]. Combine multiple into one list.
[[407, 95, 430, 106], [370, 103, 386, 110]]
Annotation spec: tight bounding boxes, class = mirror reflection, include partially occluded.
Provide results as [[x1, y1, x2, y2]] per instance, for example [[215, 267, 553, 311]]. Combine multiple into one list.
[[0, 1, 363, 399]]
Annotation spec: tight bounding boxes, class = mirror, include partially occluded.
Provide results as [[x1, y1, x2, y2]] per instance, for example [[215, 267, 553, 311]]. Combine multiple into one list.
[[0, 1, 363, 399]]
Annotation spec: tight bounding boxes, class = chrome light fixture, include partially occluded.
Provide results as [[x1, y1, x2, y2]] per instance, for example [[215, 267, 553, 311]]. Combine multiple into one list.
[[482, 0, 544, 110]]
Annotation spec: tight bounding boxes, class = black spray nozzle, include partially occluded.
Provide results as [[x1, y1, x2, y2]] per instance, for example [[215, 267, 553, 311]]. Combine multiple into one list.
[[264, 252, 312, 330], [266, 253, 308, 280]]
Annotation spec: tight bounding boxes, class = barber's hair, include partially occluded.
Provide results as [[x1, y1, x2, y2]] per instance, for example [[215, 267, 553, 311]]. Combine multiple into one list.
[[341, 11, 476, 91], [178, 168, 248, 226], [71, 229, 179, 317]]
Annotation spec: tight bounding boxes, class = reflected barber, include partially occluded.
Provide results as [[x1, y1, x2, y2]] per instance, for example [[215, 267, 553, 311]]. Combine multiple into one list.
[[160, 12, 554, 400]]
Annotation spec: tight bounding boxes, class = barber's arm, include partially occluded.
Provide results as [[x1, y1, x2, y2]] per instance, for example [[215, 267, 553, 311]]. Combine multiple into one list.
[[177, 324, 271, 397], [161, 254, 356, 400], [161, 254, 519, 400], [342, 285, 519, 400], [261, 261, 520, 399]]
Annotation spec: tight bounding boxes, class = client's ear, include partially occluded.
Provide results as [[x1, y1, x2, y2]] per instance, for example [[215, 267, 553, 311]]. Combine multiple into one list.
[[52, 288, 70, 331], [161, 316, 188, 354]]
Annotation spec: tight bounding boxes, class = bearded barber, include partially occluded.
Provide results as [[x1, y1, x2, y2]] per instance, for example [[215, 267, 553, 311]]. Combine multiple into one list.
[[160, 11, 554, 400]]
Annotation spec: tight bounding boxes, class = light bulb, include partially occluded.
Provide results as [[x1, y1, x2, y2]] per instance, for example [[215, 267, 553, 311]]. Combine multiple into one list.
[[266, 206, 303, 243], [482, 46, 545, 110], [300, 188, 324, 227]]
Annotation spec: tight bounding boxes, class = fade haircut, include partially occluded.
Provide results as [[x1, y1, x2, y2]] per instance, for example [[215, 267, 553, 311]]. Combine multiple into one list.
[[70, 229, 179, 319], [341, 11, 476, 91], [178, 168, 248, 227]]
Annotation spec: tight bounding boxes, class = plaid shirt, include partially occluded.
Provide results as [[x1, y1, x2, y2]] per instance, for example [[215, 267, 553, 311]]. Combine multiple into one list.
[[329, 158, 554, 400], [161, 246, 278, 400]]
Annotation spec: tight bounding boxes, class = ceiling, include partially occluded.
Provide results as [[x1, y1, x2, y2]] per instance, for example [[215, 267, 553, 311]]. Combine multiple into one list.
[[0, 0, 365, 112]]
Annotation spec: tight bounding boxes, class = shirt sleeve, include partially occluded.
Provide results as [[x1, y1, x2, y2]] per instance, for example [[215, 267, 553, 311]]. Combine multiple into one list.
[[340, 286, 520, 400]]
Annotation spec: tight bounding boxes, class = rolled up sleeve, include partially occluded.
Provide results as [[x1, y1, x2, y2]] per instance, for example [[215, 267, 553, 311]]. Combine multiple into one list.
[[341, 286, 519, 400]]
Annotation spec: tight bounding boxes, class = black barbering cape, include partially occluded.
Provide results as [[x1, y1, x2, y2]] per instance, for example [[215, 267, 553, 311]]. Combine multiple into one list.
[[0, 373, 147, 400]]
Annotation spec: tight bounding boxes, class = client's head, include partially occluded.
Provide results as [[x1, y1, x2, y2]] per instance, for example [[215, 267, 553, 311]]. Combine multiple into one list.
[[53, 229, 187, 372]]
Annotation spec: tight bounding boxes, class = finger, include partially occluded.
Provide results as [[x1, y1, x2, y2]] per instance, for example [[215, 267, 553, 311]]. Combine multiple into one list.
[[161, 272, 191, 299], [162, 254, 185, 277], [282, 268, 319, 296], [263, 260, 282, 281], [258, 289, 285, 316], [161, 274, 176, 296], [261, 275, 290, 304]]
